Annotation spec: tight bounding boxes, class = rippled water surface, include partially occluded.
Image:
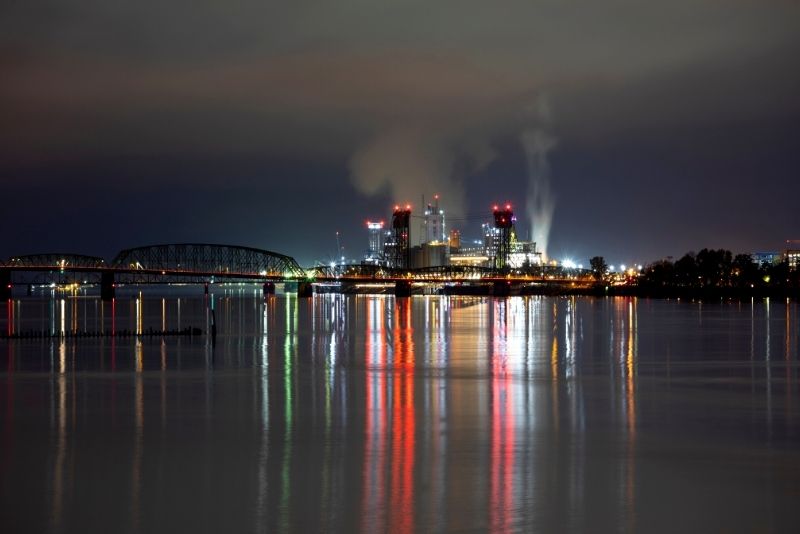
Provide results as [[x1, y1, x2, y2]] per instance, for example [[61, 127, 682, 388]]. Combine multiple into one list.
[[1, 290, 799, 533]]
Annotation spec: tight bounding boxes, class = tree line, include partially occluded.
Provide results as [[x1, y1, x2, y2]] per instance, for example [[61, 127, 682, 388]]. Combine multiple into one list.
[[590, 249, 799, 294]]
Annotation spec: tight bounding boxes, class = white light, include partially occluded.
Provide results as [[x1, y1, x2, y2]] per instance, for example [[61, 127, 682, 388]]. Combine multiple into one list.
[[620, 264, 626, 271], [562, 259, 576, 269], [609, 265, 615, 271]]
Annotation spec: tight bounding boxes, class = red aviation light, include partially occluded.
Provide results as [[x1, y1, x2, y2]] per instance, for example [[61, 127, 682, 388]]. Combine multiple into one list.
[[493, 204, 514, 229], [493, 205, 499, 211]]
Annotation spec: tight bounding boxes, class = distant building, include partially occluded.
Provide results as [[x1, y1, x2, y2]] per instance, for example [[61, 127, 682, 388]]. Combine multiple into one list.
[[448, 229, 461, 252], [482, 223, 500, 260], [449, 249, 490, 267], [423, 195, 446, 244], [385, 205, 411, 269], [508, 237, 543, 268], [365, 221, 385, 263], [751, 252, 781, 266], [786, 240, 800, 270], [410, 242, 449, 269]]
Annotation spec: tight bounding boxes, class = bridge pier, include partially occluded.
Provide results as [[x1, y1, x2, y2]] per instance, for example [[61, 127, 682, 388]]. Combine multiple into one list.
[[0, 269, 10, 300], [492, 280, 511, 297], [262, 282, 276, 296], [394, 280, 412, 297], [296, 282, 314, 298], [101, 271, 115, 301]]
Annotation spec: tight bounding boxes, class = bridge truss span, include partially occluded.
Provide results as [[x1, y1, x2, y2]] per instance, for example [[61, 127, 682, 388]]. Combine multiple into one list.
[[6, 253, 107, 269], [110, 244, 306, 279]]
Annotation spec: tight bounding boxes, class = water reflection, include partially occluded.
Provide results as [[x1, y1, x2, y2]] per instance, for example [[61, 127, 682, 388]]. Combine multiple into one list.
[[0, 293, 798, 532]]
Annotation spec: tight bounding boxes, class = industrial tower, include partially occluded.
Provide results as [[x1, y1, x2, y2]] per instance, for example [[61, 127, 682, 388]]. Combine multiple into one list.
[[492, 204, 514, 270], [389, 205, 411, 269]]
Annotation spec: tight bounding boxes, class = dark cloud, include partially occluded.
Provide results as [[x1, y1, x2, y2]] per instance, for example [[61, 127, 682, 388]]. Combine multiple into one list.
[[1, 1, 798, 262]]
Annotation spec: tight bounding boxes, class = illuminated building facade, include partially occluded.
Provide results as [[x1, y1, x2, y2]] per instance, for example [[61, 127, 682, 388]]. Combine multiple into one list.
[[786, 240, 800, 270], [365, 221, 385, 263], [751, 251, 782, 266], [423, 195, 446, 244]]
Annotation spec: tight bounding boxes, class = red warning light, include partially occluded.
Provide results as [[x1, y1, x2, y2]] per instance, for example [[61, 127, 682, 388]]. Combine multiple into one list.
[[493, 204, 514, 229]]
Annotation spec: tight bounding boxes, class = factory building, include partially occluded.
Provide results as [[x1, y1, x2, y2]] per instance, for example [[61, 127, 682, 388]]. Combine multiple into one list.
[[423, 195, 447, 244], [365, 221, 385, 263], [370, 198, 542, 270]]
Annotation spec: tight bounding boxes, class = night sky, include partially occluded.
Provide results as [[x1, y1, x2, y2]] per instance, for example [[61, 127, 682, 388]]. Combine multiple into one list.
[[2, 1, 799, 266]]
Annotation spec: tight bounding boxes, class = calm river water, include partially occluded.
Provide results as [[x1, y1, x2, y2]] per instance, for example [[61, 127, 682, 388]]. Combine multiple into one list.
[[1, 289, 799, 533]]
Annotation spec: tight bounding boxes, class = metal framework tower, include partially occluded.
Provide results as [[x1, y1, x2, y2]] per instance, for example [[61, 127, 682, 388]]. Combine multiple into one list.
[[492, 204, 514, 270], [389, 205, 411, 270]]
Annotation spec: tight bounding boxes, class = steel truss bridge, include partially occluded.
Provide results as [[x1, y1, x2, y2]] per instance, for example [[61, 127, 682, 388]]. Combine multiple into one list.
[[1, 244, 592, 299], [310, 263, 591, 283]]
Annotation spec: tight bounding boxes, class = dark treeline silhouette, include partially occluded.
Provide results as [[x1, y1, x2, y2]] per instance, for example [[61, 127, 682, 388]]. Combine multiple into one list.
[[634, 248, 799, 297]]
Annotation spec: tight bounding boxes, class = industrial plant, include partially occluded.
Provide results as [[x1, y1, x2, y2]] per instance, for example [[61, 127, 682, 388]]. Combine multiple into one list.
[[362, 195, 543, 271]]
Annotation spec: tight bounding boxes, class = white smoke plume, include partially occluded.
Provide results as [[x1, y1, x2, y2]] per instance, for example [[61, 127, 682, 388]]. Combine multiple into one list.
[[349, 126, 495, 220], [521, 96, 558, 260]]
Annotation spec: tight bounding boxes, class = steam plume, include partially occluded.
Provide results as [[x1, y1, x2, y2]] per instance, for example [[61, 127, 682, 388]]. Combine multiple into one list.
[[522, 96, 557, 260], [349, 126, 495, 219]]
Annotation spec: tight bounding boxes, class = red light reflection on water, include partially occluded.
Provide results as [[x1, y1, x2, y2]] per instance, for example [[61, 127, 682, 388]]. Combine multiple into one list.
[[361, 297, 416, 533], [490, 301, 514, 533], [390, 298, 415, 534], [6, 299, 12, 338]]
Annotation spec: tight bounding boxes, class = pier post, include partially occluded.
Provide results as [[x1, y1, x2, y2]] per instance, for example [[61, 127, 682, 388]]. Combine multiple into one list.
[[0, 269, 11, 300], [492, 280, 511, 297], [394, 280, 412, 297], [101, 271, 115, 301], [297, 281, 314, 298], [262, 281, 275, 296]]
